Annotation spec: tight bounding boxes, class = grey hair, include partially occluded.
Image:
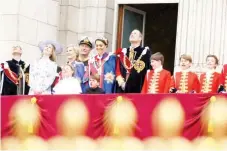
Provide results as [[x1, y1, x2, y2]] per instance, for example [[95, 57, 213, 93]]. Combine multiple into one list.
[[132, 29, 142, 38]]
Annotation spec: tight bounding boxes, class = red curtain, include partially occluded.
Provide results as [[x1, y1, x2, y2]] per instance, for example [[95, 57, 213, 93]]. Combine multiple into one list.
[[1, 94, 226, 140]]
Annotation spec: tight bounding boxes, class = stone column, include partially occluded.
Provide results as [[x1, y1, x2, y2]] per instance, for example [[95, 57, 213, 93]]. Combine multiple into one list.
[[57, 0, 115, 65], [174, 0, 227, 73], [0, 0, 60, 64]]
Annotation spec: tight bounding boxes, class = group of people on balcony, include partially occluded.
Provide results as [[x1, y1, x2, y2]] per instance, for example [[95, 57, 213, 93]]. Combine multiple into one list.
[[0, 29, 227, 95]]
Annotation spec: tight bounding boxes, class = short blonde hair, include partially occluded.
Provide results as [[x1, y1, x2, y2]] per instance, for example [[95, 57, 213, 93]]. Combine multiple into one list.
[[90, 74, 100, 82], [64, 64, 75, 75], [12, 45, 22, 50], [180, 54, 192, 63], [132, 29, 142, 38], [67, 45, 80, 61]]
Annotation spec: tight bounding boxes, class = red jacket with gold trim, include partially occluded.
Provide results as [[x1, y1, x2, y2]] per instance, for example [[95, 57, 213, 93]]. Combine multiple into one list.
[[141, 69, 172, 93], [199, 72, 221, 93], [172, 71, 200, 93]]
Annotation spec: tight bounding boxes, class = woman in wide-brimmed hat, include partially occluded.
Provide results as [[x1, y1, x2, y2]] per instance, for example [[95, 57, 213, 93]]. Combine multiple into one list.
[[28, 40, 63, 95]]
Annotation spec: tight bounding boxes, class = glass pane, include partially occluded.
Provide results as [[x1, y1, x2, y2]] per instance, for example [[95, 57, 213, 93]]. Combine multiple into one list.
[[122, 9, 144, 48]]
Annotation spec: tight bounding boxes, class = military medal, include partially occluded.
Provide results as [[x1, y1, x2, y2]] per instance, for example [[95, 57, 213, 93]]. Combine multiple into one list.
[[134, 60, 145, 73], [124, 47, 147, 73]]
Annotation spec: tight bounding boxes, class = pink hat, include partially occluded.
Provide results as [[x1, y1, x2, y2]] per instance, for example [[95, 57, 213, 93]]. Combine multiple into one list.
[[38, 40, 63, 54]]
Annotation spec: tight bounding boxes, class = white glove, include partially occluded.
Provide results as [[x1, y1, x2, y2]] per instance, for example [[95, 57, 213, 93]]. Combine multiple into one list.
[[121, 82, 126, 91], [3, 62, 9, 69], [176, 90, 180, 93]]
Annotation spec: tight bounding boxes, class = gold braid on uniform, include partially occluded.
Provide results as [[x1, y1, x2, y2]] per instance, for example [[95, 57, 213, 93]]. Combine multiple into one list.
[[129, 48, 135, 63]]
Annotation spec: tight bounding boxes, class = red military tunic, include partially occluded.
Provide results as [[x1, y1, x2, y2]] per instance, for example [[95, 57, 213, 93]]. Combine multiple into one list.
[[220, 64, 227, 90], [200, 71, 221, 93], [141, 68, 172, 93], [172, 71, 200, 93]]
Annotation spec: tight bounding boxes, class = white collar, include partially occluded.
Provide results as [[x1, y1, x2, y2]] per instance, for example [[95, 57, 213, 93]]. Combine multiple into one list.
[[97, 55, 102, 59], [130, 45, 140, 49], [41, 56, 50, 61], [93, 53, 110, 63], [154, 66, 163, 73], [181, 68, 191, 73], [62, 76, 74, 80], [13, 59, 21, 62], [206, 69, 215, 74]]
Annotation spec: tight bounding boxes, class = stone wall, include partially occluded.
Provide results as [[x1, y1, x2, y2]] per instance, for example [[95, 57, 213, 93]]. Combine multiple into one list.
[[0, 0, 59, 63], [57, 0, 115, 65], [174, 0, 227, 72], [0, 0, 115, 65]]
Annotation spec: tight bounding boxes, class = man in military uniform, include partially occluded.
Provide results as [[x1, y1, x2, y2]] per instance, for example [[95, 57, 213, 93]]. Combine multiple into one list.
[[116, 29, 151, 93], [1, 46, 29, 95], [78, 36, 93, 92]]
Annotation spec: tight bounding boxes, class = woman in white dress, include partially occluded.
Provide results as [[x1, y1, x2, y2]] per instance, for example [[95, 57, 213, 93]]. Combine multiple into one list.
[[53, 64, 82, 94], [29, 40, 62, 95]]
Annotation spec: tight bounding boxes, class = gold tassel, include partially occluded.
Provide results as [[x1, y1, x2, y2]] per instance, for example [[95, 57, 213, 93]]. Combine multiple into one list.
[[28, 121, 33, 134], [113, 126, 120, 135], [28, 97, 37, 134], [113, 96, 124, 136], [116, 96, 123, 103], [31, 97, 37, 104], [207, 120, 213, 133], [207, 96, 216, 133]]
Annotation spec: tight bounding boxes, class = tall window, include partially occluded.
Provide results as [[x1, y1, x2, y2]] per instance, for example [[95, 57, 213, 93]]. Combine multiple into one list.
[[121, 6, 146, 48]]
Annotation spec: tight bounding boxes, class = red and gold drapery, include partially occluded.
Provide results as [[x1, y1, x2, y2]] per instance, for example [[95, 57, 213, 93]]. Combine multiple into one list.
[[1, 94, 227, 140]]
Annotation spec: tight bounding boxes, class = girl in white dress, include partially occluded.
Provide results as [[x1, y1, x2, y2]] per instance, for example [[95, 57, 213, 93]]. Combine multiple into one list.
[[29, 40, 62, 95], [53, 64, 82, 94]]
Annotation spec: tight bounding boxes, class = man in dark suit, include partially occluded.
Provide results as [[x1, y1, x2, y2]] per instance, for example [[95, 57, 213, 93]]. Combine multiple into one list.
[[1, 45, 30, 95], [116, 29, 151, 93]]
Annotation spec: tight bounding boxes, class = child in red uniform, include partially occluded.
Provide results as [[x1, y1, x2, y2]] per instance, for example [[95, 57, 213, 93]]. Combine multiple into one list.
[[200, 55, 221, 93], [141, 52, 172, 93], [170, 54, 200, 93]]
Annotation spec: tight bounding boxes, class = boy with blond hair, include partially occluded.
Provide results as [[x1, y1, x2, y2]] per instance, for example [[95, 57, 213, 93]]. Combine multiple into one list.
[[170, 54, 200, 93]]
